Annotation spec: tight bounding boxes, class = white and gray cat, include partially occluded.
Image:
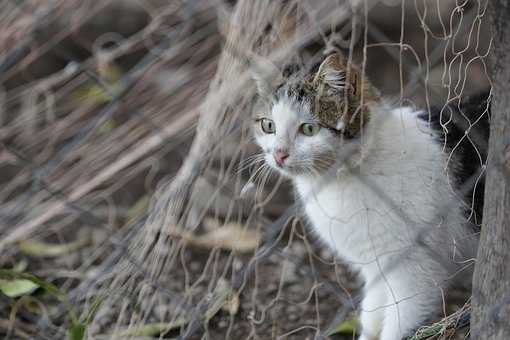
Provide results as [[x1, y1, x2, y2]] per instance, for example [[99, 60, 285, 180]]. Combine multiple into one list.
[[250, 53, 480, 340]]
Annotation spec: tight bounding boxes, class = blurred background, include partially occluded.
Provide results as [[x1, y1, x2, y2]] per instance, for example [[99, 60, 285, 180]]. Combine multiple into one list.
[[0, 1, 490, 339]]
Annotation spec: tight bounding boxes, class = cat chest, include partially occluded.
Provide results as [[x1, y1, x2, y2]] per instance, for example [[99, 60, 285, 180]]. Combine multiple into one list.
[[294, 177, 404, 263]]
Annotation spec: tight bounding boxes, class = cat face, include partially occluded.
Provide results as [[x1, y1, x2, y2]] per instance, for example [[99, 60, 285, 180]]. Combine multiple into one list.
[[250, 53, 379, 178], [252, 92, 339, 177]]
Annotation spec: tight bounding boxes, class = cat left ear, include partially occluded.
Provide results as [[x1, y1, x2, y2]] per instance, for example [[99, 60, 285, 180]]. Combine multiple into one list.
[[249, 53, 283, 98]]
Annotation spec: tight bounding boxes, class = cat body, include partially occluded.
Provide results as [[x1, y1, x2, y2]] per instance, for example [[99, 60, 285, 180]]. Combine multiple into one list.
[[293, 104, 477, 340], [251, 53, 479, 340]]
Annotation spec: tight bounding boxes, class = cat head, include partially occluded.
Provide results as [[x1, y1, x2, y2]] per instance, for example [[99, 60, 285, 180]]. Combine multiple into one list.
[[250, 52, 380, 177]]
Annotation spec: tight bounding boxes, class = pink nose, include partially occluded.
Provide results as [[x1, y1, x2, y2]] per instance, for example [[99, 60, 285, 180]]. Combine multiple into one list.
[[274, 150, 289, 167]]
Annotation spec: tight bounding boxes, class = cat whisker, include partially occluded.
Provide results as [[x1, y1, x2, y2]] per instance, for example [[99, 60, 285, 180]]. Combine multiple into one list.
[[254, 165, 274, 200], [250, 164, 268, 187], [237, 154, 266, 174]]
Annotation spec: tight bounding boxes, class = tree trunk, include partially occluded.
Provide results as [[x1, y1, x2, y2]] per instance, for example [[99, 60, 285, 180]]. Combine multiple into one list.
[[471, 1, 510, 339]]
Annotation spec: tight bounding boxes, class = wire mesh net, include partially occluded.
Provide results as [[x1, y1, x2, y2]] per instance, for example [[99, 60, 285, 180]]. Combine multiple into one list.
[[0, 0, 491, 339]]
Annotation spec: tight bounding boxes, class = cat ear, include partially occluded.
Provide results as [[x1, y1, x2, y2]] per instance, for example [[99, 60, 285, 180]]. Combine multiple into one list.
[[249, 53, 282, 98], [313, 53, 359, 97]]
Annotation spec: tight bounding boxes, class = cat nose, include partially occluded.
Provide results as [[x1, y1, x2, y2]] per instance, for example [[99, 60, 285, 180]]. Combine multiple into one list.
[[274, 150, 289, 167]]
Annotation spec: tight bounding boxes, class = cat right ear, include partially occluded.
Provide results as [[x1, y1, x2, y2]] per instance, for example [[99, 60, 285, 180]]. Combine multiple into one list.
[[249, 53, 282, 98], [313, 53, 350, 96]]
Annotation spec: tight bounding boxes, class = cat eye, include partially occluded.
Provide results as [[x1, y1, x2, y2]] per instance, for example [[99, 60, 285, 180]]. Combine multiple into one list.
[[300, 123, 321, 136], [260, 118, 275, 134]]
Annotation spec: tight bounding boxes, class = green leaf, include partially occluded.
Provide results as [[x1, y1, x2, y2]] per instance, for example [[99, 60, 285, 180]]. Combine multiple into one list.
[[71, 84, 112, 105], [67, 295, 106, 340], [0, 269, 83, 336], [69, 322, 86, 340], [84, 297, 104, 325], [0, 269, 63, 298], [18, 237, 89, 258], [0, 279, 39, 297], [116, 318, 188, 337], [98, 119, 117, 135], [327, 317, 358, 336]]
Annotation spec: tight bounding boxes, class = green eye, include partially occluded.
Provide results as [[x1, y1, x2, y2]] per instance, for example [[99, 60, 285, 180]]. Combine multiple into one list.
[[260, 118, 275, 134], [300, 123, 320, 136]]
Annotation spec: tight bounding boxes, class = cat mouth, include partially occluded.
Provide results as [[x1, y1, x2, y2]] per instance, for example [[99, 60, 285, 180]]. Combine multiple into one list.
[[274, 163, 288, 171], [273, 162, 301, 175], [270, 160, 293, 174]]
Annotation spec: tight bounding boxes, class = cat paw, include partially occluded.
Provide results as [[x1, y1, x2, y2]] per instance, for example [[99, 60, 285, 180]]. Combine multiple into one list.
[[358, 334, 378, 340]]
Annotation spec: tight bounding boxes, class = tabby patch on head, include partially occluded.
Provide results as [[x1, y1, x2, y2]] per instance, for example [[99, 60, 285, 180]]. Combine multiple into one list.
[[311, 53, 380, 137]]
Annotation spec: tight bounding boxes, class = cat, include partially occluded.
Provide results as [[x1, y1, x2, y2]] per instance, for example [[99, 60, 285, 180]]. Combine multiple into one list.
[[250, 52, 481, 340]]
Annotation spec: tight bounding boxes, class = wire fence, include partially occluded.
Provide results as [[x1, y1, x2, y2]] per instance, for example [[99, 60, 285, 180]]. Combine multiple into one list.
[[0, 0, 492, 339]]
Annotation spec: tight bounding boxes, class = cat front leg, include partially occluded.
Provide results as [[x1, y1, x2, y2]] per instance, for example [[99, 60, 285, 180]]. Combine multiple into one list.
[[378, 284, 442, 340], [358, 284, 386, 340]]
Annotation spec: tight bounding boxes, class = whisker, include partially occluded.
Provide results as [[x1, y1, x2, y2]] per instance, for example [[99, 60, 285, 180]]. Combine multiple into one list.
[[255, 165, 272, 200], [237, 154, 266, 173]]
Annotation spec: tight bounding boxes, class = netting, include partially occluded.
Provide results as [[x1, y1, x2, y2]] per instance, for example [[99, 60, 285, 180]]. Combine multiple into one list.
[[0, 1, 491, 339]]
